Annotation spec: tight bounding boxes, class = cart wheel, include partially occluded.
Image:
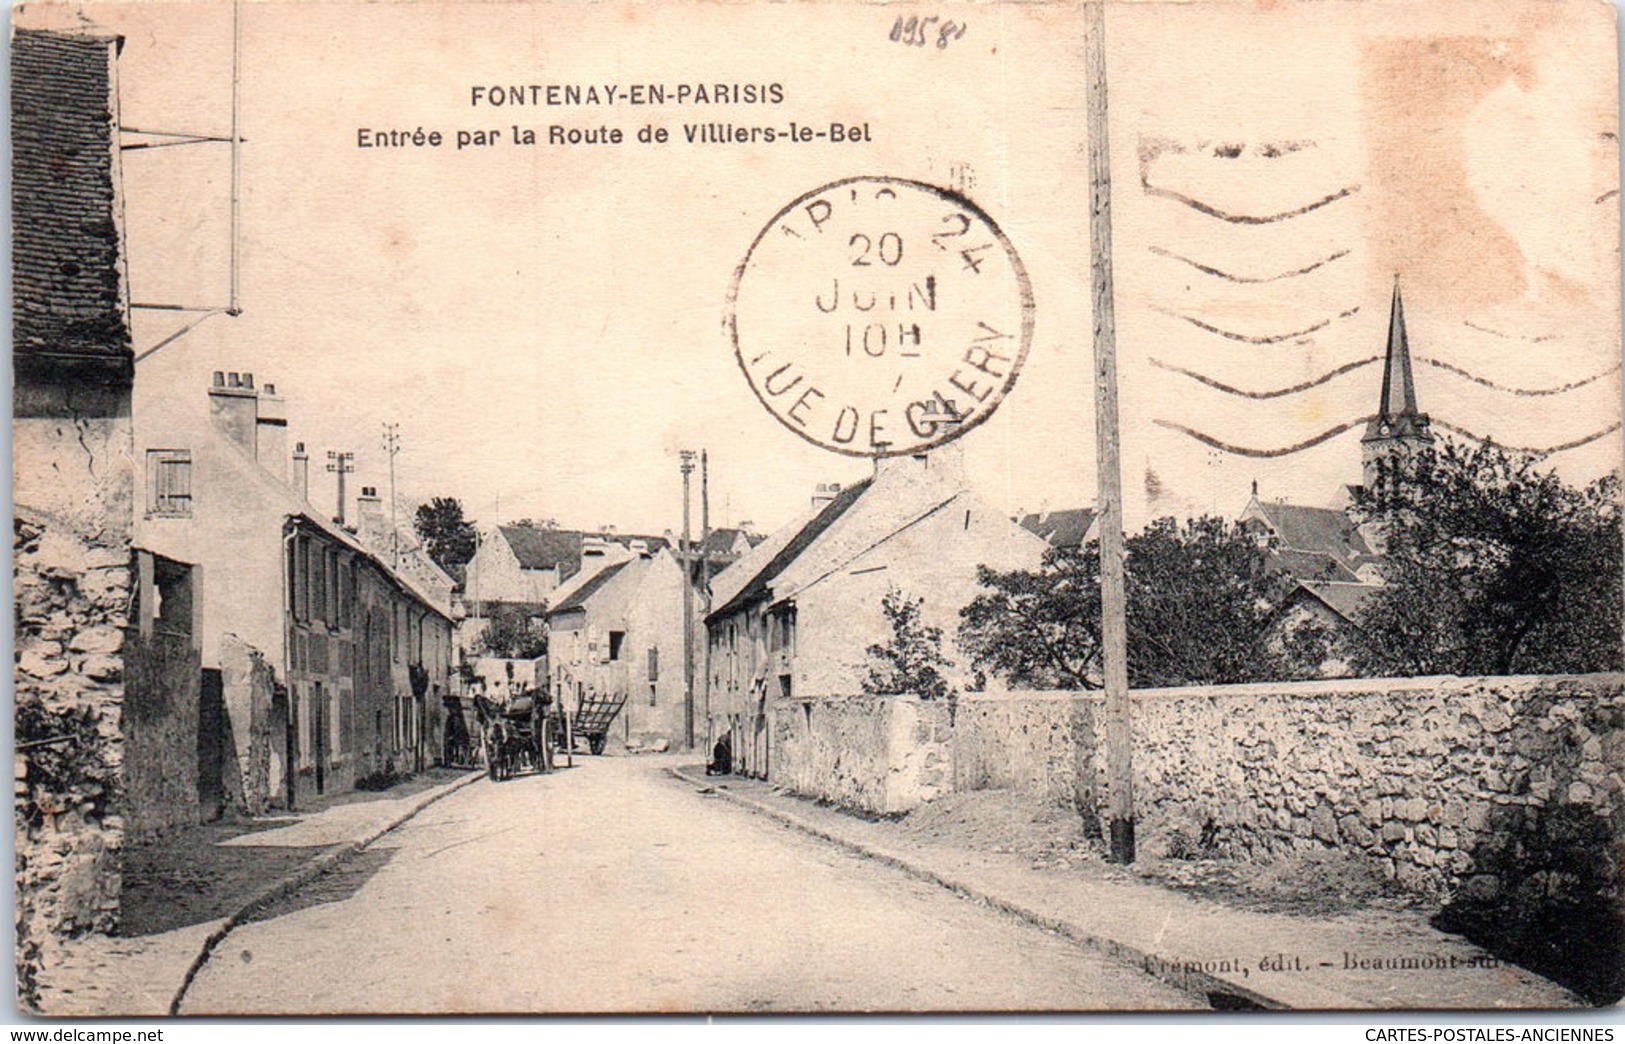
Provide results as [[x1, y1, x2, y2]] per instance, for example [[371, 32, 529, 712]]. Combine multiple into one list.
[[589, 734, 606, 756]]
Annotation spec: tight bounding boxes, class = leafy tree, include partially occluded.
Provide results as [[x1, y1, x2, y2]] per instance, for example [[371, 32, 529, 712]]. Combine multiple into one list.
[[477, 603, 548, 660], [1348, 439, 1622, 676], [958, 545, 1103, 689], [863, 587, 955, 699], [413, 497, 477, 574], [959, 516, 1303, 689]]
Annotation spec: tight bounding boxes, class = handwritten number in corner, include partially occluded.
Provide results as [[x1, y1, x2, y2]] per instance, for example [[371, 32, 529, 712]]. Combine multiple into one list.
[[890, 14, 967, 51]]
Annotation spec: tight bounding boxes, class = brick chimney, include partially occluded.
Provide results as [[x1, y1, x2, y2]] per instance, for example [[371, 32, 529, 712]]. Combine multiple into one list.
[[256, 381, 288, 480], [208, 371, 257, 454]]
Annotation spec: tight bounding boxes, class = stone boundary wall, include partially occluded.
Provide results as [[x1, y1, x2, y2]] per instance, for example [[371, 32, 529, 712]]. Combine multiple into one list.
[[771, 695, 952, 815], [955, 675, 1625, 896], [772, 675, 1623, 899]]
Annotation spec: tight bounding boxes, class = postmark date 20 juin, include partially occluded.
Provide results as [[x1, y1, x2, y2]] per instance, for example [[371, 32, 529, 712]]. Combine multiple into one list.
[[728, 177, 1033, 459]]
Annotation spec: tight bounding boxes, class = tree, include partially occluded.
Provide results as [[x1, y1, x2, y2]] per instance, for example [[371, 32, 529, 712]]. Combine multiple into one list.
[[957, 545, 1103, 689], [413, 497, 477, 574], [1348, 439, 1622, 676], [958, 516, 1304, 689], [862, 587, 955, 699], [477, 603, 548, 660]]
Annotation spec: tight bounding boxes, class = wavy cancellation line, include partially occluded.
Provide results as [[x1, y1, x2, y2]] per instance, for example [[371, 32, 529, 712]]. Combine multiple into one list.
[[1430, 419, 1623, 456], [1420, 357, 1621, 397], [1149, 246, 1351, 284], [1153, 304, 1361, 345], [1149, 355, 1380, 398], [1462, 320, 1557, 344], [1151, 356, 1621, 400], [1140, 179, 1361, 224], [1156, 416, 1622, 458]]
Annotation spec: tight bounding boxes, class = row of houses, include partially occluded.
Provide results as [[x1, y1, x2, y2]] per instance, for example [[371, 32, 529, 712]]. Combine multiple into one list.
[[13, 25, 459, 855], [132, 370, 458, 830]]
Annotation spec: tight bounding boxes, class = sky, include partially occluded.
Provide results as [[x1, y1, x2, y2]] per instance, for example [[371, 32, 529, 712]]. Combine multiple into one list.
[[19, 0, 1622, 538]]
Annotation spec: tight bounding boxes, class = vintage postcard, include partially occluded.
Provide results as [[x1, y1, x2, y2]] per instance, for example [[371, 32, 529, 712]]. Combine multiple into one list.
[[11, 0, 1624, 1017]]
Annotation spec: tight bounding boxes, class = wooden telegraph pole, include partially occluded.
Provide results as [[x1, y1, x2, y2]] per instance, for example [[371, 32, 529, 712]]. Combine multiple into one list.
[[1086, 0, 1135, 864], [680, 450, 697, 750], [700, 450, 712, 749]]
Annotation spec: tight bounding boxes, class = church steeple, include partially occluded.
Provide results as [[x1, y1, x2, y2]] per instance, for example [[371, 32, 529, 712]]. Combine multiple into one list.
[[1361, 277, 1433, 489]]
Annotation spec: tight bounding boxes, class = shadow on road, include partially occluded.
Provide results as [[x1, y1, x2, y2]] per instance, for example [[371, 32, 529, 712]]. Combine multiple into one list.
[[241, 847, 398, 925], [119, 768, 465, 938]]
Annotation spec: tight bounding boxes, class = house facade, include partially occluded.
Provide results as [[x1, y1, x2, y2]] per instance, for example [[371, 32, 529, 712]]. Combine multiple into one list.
[[546, 547, 697, 751], [704, 447, 1048, 777], [135, 370, 456, 813]]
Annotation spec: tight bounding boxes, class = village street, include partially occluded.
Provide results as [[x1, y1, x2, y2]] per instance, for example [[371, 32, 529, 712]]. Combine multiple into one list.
[[178, 758, 1203, 1014]]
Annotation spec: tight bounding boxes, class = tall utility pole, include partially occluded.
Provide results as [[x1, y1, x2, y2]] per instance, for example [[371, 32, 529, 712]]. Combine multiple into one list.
[[381, 423, 401, 568], [699, 450, 711, 745], [679, 450, 697, 750], [1086, 0, 1134, 864], [326, 451, 355, 526]]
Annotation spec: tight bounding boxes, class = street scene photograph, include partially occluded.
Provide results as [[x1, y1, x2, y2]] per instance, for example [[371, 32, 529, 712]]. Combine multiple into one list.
[[10, 0, 1624, 1019]]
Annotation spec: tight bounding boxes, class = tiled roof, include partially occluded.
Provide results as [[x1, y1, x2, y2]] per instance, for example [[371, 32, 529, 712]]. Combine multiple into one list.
[[706, 480, 871, 622], [547, 560, 632, 615], [499, 526, 583, 571], [1018, 508, 1097, 548], [1254, 501, 1372, 564], [700, 527, 756, 556], [498, 526, 669, 577], [12, 30, 133, 386], [1299, 580, 1382, 623], [1265, 547, 1358, 584]]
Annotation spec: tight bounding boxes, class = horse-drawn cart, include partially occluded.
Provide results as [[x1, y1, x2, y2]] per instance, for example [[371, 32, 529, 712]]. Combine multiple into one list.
[[547, 691, 628, 756], [475, 692, 552, 781]]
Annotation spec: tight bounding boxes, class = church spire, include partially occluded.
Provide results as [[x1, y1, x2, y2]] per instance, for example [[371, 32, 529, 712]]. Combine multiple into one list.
[[1362, 276, 1431, 444], [1361, 276, 1432, 489], [1379, 276, 1418, 418]]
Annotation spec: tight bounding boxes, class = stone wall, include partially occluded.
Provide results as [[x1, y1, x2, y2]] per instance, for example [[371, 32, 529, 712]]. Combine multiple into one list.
[[952, 675, 1625, 897], [771, 695, 953, 815], [13, 505, 129, 1007]]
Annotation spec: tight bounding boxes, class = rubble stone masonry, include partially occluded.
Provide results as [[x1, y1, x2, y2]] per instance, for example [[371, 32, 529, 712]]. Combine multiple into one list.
[[957, 675, 1625, 897], [777, 674, 1624, 900], [14, 385, 135, 1006]]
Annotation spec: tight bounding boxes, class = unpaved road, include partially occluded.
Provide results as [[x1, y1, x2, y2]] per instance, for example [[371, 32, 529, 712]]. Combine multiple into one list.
[[182, 758, 1203, 1013]]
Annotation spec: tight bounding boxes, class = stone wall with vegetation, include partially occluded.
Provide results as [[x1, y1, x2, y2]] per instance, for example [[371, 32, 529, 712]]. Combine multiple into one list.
[[771, 695, 953, 815]]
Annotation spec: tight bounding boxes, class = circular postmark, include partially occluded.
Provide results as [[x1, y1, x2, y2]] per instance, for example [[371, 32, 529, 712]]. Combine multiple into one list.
[[726, 176, 1034, 458]]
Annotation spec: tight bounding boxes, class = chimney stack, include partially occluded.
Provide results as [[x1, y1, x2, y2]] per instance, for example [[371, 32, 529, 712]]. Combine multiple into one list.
[[208, 370, 258, 455], [356, 485, 386, 546], [292, 441, 310, 502], [256, 380, 289, 480]]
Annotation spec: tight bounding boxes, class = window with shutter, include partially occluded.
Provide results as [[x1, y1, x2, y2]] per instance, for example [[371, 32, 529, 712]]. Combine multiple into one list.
[[146, 450, 193, 517]]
